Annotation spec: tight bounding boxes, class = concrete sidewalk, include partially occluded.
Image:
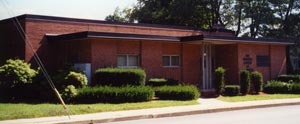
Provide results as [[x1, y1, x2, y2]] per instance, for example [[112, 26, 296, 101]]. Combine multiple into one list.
[[2, 98, 300, 124]]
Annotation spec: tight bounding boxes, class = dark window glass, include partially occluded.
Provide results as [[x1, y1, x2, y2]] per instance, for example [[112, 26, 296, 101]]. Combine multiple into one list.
[[162, 56, 170, 66], [163, 55, 180, 67], [171, 56, 180, 66], [117, 55, 139, 67], [256, 55, 270, 67]]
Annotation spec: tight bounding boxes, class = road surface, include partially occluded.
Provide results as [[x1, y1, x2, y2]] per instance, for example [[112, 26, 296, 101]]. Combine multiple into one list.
[[104, 105, 300, 124]]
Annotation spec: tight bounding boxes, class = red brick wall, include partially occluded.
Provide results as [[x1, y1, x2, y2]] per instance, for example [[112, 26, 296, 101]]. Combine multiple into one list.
[[182, 44, 202, 85], [91, 39, 117, 71], [0, 20, 25, 64], [117, 40, 140, 54], [270, 45, 287, 79], [237, 44, 287, 82], [23, 19, 204, 69], [140, 41, 163, 79], [88, 39, 202, 84], [215, 44, 239, 84]]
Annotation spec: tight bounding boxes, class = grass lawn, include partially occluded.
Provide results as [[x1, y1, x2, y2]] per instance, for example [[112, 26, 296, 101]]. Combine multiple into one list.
[[0, 100, 198, 121], [217, 94, 300, 102]]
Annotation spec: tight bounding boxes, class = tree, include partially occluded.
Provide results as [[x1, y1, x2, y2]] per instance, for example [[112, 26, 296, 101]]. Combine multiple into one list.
[[121, 0, 213, 29], [105, 7, 134, 23], [105, 0, 300, 39]]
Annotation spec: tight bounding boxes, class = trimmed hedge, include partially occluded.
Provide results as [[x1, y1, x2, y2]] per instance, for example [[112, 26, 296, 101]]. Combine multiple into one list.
[[223, 85, 240, 96], [264, 80, 290, 94], [277, 75, 300, 83], [290, 83, 300, 94], [251, 71, 263, 93], [147, 78, 179, 86], [155, 85, 200, 100], [74, 86, 154, 103], [264, 80, 300, 94], [240, 70, 250, 95], [94, 68, 146, 86], [214, 67, 225, 94]]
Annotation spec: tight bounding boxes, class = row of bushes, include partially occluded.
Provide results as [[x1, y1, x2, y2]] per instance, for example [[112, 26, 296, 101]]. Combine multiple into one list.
[[264, 80, 300, 94], [63, 85, 200, 103], [240, 70, 264, 94], [94, 68, 180, 87], [0, 59, 200, 103], [214, 67, 263, 96], [277, 75, 300, 83], [74, 86, 154, 103]]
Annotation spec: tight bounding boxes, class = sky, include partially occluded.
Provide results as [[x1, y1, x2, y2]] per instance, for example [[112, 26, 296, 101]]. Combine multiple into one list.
[[0, 0, 137, 20]]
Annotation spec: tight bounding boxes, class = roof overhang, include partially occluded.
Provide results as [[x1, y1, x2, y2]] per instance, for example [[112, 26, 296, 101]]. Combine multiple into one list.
[[46, 31, 203, 42], [46, 31, 296, 45], [184, 35, 296, 45]]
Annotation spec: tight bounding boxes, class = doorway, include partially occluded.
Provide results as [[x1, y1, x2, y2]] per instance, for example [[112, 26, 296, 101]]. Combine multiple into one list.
[[202, 43, 215, 90]]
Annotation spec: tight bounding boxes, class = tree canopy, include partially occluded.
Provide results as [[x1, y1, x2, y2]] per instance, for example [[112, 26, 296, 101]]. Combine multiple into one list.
[[105, 0, 300, 40]]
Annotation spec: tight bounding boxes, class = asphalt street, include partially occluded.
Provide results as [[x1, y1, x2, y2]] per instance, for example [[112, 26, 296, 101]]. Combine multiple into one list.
[[104, 105, 300, 124]]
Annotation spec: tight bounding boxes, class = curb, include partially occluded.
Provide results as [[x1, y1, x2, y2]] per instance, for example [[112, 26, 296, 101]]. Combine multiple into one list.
[[57, 101, 300, 124]]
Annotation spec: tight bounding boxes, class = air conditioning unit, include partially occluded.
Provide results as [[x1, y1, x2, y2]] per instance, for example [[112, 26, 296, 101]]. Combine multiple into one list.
[[74, 63, 91, 85]]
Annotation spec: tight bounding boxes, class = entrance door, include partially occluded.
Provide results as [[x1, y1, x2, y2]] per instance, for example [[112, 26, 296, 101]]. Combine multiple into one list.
[[202, 43, 214, 90]]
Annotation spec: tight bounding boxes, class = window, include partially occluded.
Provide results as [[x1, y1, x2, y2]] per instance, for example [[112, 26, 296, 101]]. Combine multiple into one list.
[[117, 55, 139, 68], [256, 55, 270, 67], [162, 55, 180, 67]]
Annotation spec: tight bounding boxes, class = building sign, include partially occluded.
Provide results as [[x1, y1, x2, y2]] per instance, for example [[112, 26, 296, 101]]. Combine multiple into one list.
[[243, 54, 254, 72]]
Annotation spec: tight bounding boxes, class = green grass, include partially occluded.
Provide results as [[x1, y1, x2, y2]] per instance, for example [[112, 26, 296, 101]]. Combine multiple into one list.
[[217, 94, 300, 102], [0, 100, 198, 120]]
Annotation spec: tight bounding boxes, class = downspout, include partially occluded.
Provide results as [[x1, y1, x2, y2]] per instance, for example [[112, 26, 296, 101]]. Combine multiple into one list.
[[139, 40, 142, 68], [269, 45, 272, 80], [180, 43, 184, 82]]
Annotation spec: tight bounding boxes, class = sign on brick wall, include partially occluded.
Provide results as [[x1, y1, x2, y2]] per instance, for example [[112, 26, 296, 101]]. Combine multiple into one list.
[[243, 54, 254, 72]]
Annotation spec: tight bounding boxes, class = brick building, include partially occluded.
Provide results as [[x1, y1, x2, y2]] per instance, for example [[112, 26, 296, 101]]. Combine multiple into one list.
[[0, 14, 293, 91]]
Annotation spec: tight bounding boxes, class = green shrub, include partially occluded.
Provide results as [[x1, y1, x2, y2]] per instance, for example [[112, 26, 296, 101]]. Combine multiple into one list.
[[74, 86, 154, 103], [277, 75, 300, 83], [148, 78, 180, 86], [52, 71, 88, 90], [155, 85, 200, 100], [289, 83, 300, 94], [214, 67, 225, 94], [0, 59, 38, 87], [240, 70, 251, 95], [65, 71, 88, 88], [251, 71, 263, 93], [94, 68, 146, 86], [61, 85, 77, 102], [223, 85, 240, 96], [0, 59, 38, 101], [264, 80, 290, 94]]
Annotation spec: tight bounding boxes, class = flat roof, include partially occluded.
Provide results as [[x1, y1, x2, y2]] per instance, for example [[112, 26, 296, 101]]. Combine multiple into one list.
[[46, 31, 203, 42], [0, 14, 235, 33]]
